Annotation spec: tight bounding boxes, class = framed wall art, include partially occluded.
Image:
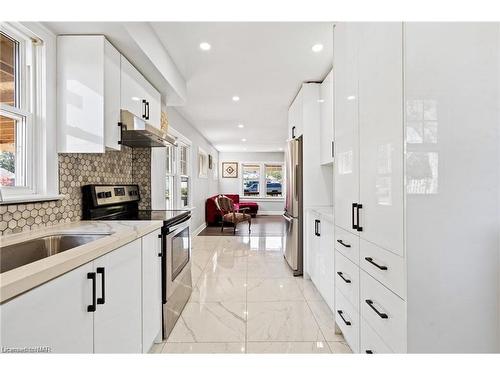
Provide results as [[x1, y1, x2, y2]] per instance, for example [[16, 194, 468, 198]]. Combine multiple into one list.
[[222, 162, 238, 178]]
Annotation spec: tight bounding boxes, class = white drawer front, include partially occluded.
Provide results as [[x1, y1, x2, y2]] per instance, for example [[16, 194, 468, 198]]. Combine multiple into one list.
[[335, 250, 359, 308], [360, 239, 405, 299], [360, 318, 393, 354], [335, 288, 360, 353], [360, 271, 406, 353], [335, 225, 359, 265]]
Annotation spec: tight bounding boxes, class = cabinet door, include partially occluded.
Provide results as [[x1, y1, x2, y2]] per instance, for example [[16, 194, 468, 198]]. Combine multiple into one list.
[[0, 263, 94, 353], [141, 229, 163, 352], [120, 56, 147, 119], [288, 89, 303, 139], [358, 23, 404, 256], [334, 23, 360, 234], [93, 239, 142, 353], [320, 69, 334, 165], [144, 82, 162, 129], [318, 218, 335, 311], [104, 39, 121, 151], [305, 212, 319, 280]]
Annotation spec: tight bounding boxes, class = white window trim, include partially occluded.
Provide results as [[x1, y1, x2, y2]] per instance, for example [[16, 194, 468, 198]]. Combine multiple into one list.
[[0, 22, 60, 204], [239, 161, 285, 200], [168, 127, 193, 210]]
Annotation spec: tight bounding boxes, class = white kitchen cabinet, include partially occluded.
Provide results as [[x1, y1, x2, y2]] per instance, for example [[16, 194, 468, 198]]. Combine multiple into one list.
[[0, 262, 94, 353], [306, 210, 334, 312], [288, 89, 303, 139], [333, 22, 360, 234], [57, 35, 121, 152], [120, 57, 162, 129], [93, 239, 143, 353], [320, 69, 334, 165], [358, 23, 404, 256], [141, 229, 163, 352]]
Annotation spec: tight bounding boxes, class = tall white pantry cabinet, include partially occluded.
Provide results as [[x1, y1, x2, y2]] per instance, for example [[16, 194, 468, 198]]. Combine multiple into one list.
[[333, 22, 500, 353]]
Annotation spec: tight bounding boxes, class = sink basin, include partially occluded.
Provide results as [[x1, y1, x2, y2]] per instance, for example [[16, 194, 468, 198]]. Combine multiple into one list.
[[0, 233, 112, 273]]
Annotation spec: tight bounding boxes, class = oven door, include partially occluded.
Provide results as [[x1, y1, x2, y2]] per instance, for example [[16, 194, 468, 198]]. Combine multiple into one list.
[[164, 217, 191, 300]]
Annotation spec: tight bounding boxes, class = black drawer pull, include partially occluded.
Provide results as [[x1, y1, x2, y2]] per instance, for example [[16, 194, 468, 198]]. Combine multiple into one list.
[[356, 204, 363, 231], [365, 299, 388, 319], [337, 239, 351, 248], [366, 350, 374, 354], [337, 310, 352, 326], [352, 203, 357, 230], [364, 257, 388, 270], [96, 267, 105, 305], [87, 272, 96, 312], [337, 271, 351, 284], [315, 219, 321, 237], [145, 101, 150, 120]]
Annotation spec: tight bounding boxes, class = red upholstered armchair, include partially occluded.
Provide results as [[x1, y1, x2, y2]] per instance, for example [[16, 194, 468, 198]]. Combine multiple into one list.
[[205, 194, 258, 225]]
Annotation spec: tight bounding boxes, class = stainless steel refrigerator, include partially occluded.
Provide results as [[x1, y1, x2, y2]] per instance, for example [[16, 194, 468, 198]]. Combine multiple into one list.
[[283, 136, 303, 276]]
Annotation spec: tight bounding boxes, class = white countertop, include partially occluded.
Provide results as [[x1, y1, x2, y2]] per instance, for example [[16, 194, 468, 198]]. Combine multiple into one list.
[[0, 220, 163, 304], [307, 206, 334, 222]]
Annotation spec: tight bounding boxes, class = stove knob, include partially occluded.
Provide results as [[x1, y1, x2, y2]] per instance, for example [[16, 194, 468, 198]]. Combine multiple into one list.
[[97, 192, 106, 199], [105, 191, 112, 198]]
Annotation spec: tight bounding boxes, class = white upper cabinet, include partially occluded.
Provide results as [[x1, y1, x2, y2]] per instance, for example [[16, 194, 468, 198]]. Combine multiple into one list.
[[320, 69, 334, 165], [120, 56, 161, 129], [57, 35, 121, 152], [358, 23, 404, 256], [0, 262, 94, 353], [288, 89, 303, 139], [334, 23, 360, 234]]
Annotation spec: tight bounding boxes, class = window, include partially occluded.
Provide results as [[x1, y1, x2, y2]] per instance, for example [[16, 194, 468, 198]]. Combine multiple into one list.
[[265, 164, 283, 197], [165, 145, 175, 209], [242, 164, 260, 197], [0, 28, 34, 194], [178, 142, 191, 208]]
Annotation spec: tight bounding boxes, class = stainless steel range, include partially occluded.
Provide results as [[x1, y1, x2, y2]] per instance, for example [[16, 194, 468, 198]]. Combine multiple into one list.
[[82, 184, 192, 339]]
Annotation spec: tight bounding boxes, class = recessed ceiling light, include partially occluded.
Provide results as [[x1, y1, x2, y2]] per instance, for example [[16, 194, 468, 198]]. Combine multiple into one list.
[[237, 124, 244, 128], [232, 96, 240, 102], [241, 138, 247, 142], [199, 42, 211, 51], [279, 147, 283, 151], [317, 99, 325, 103], [312, 43, 324, 53], [347, 95, 356, 101]]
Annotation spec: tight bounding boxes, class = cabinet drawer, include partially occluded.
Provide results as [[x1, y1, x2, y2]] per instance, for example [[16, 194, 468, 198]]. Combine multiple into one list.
[[335, 250, 359, 308], [360, 318, 392, 354], [360, 271, 406, 353], [335, 288, 360, 353], [360, 239, 405, 299], [335, 225, 359, 265]]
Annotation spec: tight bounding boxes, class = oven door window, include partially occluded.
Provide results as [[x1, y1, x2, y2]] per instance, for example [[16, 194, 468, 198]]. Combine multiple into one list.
[[171, 226, 190, 281]]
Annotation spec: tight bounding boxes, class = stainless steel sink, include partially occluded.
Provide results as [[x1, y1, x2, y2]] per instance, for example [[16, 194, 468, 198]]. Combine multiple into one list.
[[0, 233, 112, 273]]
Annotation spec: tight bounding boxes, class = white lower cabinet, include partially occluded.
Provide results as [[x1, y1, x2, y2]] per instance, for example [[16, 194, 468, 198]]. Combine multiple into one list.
[[335, 288, 359, 353], [334, 250, 359, 308], [141, 229, 163, 352], [0, 262, 94, 353], [360, 318, 392, 354], [0, 232, 162, 353], [93, 239, 142, 353]]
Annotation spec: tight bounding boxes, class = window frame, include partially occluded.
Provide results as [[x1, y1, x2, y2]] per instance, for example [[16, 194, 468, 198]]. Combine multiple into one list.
[[0, 22, 59, 204], [239, 161, 285, 200]]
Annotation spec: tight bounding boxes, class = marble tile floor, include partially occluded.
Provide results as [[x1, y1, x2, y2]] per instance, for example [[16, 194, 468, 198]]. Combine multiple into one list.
[[151, 235, 352, 354]]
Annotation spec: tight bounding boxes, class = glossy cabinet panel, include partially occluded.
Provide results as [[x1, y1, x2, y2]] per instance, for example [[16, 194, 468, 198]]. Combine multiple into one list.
[[334, 22, 360, 234], [104, 39, 121, 151], [320, 69, 334, 165], [358, 23, 404, 256], [120, 57, 148, 120]]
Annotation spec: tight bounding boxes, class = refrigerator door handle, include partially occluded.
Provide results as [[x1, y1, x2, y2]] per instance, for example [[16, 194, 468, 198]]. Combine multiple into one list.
[[283, 213, 293, 222]]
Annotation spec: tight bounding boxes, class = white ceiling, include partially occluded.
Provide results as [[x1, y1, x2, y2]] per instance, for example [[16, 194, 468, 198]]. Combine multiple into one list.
[[45, 22, 333, 152], [151, 22, 333, 152]]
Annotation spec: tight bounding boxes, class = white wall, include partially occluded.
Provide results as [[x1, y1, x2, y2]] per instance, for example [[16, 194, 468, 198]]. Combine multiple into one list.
[[152, 107, 219, 233], [218, 151, 285, 214]]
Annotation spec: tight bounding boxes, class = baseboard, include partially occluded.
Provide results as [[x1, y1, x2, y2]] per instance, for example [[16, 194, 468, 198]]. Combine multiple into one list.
[[257, 211, 284, 216], [192, 222, 207, 236]]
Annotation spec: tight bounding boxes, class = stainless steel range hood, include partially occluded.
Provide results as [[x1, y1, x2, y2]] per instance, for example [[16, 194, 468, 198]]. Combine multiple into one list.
[[119, 110, 177, 148]]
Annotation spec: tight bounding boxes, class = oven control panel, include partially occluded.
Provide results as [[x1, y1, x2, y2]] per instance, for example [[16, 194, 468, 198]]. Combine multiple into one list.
[[93, 185, 140, 206]]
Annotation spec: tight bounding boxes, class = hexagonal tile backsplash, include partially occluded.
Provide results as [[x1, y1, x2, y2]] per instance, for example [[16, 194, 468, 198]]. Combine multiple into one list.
[[0, 147, 151, 236]]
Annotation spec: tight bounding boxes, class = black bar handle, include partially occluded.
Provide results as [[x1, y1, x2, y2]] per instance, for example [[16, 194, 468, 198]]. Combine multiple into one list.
[[117, 122, 123, 145], [356, 204, 363, 231], [146, 101, 150, 120], [366, 350, 374, 354], [142, 99, 147, 118], [96, 267, 105, 305], [365, 299, 389, 319], [87, 272, 96, 312], [292, 126, 296, 139], [336, 239, 351, 248], [315, 219, 321, 237], [331, 141, 334, 158], [364, 257, 388, 270], [337, 310, 352, 326], [337, 271, 351, 284], [352, 203, 358, 230], [158, 233, 163, 257]]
